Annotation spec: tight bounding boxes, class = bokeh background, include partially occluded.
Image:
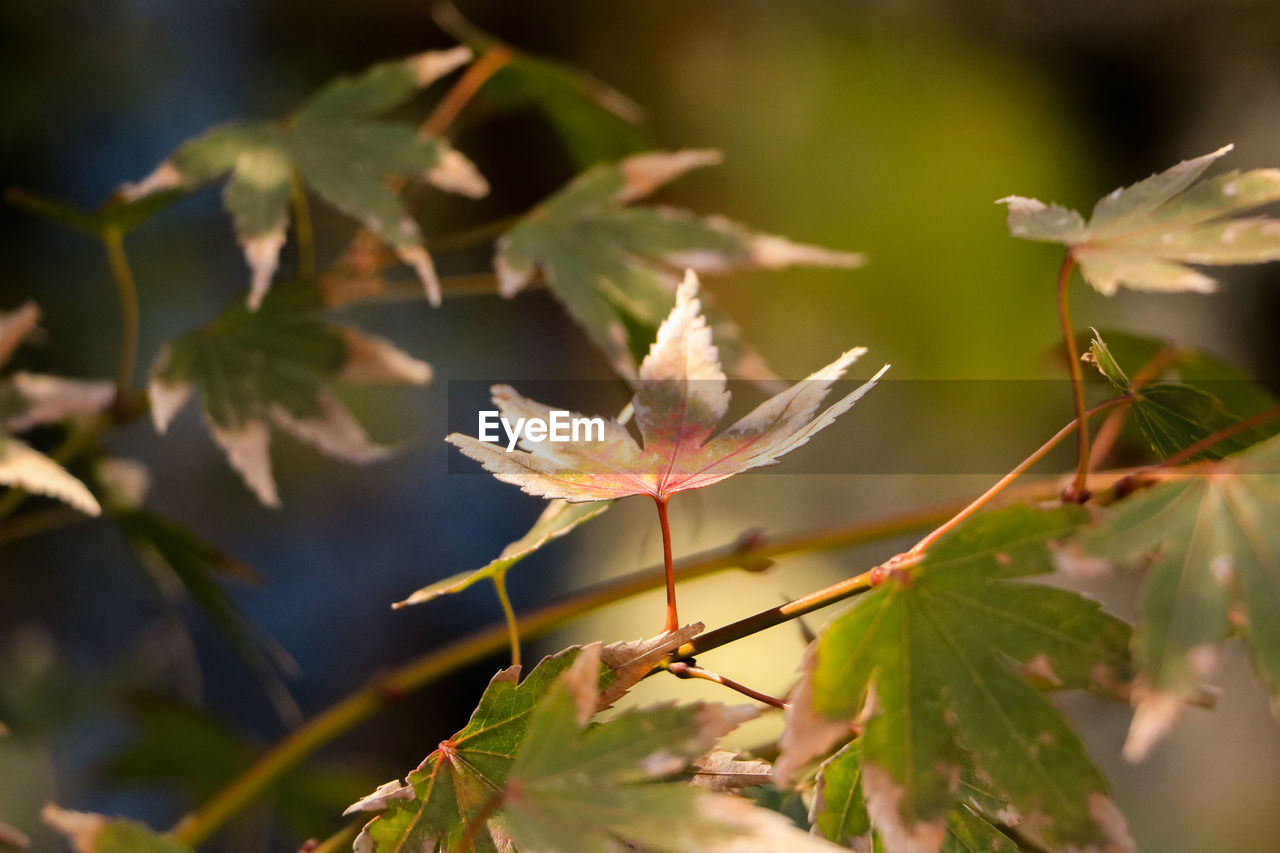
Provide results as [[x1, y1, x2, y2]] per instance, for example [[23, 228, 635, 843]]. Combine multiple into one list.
[[3, 1, 1280, 850]]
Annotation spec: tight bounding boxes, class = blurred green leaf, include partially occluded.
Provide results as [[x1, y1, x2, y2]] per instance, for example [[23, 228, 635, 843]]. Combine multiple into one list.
[[6, 187, 183, 238], [1075, 432, 1280, 760], [121, 47, 487, 309], [42, 805, 190, 853], [148, 281, 432, 506], [496, 151, 864, 381]]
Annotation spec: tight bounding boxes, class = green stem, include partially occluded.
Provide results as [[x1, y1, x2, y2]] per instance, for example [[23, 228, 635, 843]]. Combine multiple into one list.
[[167, 499, 963, 846], [1056, 253, 1091, 497], [291, 173, 315, 281], [102, 225, 139, 402], [492, 571, 521, 668]]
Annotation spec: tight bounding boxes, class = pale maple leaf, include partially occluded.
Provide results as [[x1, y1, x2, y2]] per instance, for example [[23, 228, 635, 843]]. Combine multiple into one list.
[[448, 269, 886, 630], [447, 270, 887, 503]]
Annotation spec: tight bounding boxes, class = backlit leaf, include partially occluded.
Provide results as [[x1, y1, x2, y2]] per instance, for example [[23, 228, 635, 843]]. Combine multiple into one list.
[[393, 499, 609, 608], [496, 151, 864, 379], [1001, 144, 1280, 294], [121, 47, 485, 308], [148, 281, 431, 506], [448, 270, 886, 503], [778, 505, 1133, 853], [1073, 432, 1280, 760]]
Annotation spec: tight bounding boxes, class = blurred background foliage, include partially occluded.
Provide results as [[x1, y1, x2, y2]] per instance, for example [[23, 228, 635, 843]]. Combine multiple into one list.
[[2, 1, 1280, 850]]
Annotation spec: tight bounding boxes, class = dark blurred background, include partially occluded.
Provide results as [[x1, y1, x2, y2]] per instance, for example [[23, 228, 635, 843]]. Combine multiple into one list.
[[3, 1, 1280, 850]]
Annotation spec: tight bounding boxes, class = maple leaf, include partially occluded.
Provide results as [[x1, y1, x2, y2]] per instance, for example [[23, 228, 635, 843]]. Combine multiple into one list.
[[0, 303, 110, 516], [448, 269, 885, 630], [1086, 331, 1274, 462], [349, 635, 700, 853], [777, 505, 1134, 853], [1000, 144, 1280, 294], [448, 270, 885, 501], [484, 644, 841, 853], [121, 46, 487, 309], [1071, 432, 1280, 760], [495, 150, 864, 380], [812, 742, 1041, 853], [148, 281, 431, 506], [41, 805, 191, 853]]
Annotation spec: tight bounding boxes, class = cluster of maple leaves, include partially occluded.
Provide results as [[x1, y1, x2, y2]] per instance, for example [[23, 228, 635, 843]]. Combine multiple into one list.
[[8, 18, 1280, 853]]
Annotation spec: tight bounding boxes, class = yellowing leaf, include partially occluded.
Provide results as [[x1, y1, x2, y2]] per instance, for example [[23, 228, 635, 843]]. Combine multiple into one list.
[[1001, 144, 1280, 294], [122, 47, 483, 308], [496, 150, 864, 380], [1074, 432, 1280, 760], [148, 282, 431, 506], [447, 270, 887, 503]]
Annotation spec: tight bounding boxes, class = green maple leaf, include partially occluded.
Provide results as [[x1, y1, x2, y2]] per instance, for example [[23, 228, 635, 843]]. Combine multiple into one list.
[[148, 281, 432, 506], [349, 633, 706, 853], [778, 505, 1134, 853], [1073, 432, 1280, 760], [41, 805, 191, 853], [814, 743, 1040, 853], [1001, 144, 1280, 294], [121, 47, 487, 309], [496, 150, 864, 380], [492, 645, 839, 853], [1087, 331, 1274, 462], [0, 302, 110, 516]]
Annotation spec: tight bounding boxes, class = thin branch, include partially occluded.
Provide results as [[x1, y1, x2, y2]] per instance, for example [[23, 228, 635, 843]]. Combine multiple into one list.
[[1056, 253, 1091, 498], [492, 571, 521, 668], [291, 172, 316, 281], [907, 394, 1133, 557], [420, 46, 513, 138], [665, 661, 788, 710], [102, 224, 139, 403], [0, 505, 87, 547]]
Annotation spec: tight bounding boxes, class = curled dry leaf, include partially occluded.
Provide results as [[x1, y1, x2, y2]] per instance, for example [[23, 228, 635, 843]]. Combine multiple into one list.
[[1074, 432, 1280, 760], [689, 750, 773, 792], [778, 505, 1133, 853], [1001, 144, 1280, 294], [121, 46, 483, 308], [496, 149, 864, 380], [448, 270, 887, 503]]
